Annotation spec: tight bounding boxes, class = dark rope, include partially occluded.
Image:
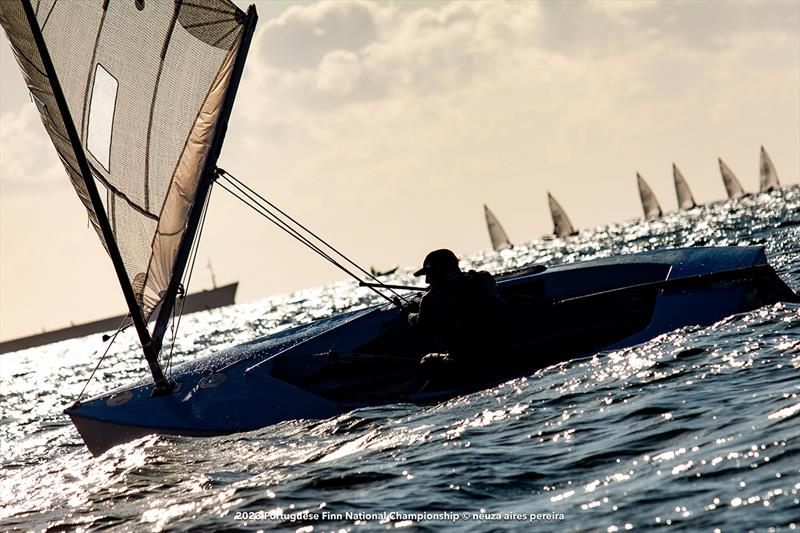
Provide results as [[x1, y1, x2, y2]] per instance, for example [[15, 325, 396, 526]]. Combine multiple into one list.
[[216, 179, 395, 304], [74, 313, 129, 404], [164, 181, 213, 376], [220, 169, 403, 293], [217, 168, 408, 305], [216, 180, 354, 278], [216, 178, 405, 306]]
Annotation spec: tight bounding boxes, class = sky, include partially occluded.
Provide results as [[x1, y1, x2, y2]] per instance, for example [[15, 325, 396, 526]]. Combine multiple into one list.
[[1, 0, 798, 340]]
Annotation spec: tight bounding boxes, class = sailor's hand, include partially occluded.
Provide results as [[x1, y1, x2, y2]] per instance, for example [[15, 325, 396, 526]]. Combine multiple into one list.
[[404, 300, 420, 313]]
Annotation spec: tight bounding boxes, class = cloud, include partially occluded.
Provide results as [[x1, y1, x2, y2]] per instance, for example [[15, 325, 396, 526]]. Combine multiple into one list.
[[259, 1, 384, 69], [316, 50, 362, 96], [0, 105, 63, 193], [228, 0, 797, 228], [238, 0, 795, 130]]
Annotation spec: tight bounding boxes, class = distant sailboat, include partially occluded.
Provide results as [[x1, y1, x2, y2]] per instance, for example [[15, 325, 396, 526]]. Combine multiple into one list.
[[484, 204, 512, 251], [719, 158, 746, 200], [370, 266, 398, 277], [759, 146, 781, 193], [672, 163, 697, 210], [637, 173, 663, 219], [547, 192, 577, 238]]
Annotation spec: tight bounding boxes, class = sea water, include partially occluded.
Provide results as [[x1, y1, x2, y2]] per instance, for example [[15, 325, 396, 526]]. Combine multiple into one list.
[[1, 187, 798, 532]]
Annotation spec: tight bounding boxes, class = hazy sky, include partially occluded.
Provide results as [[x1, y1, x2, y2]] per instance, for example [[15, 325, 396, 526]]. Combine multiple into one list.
[[1, 0, 798, 340]]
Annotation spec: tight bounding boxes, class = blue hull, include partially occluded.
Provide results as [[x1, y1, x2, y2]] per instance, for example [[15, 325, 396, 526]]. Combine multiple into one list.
[[66, 247, 797, 455]]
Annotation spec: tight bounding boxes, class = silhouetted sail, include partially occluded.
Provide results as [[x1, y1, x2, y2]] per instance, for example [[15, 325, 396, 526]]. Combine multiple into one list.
[[547, 192, 577, 238], [719, 158, 745, 200], [484, 205, 512, 251], [759, 146, 781, 192], [672, 163, 696, 210], [370, 266, 398, 277], [0, 1, 257, 379], [637, 173, 663, 219]]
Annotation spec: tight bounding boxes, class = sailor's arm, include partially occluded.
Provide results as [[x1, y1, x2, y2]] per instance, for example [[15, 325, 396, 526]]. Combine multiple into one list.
[[408, 292, 433, 329]]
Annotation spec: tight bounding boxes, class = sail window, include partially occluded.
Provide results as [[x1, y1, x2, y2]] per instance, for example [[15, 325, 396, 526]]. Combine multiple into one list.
[[87, 63, 118, 171]]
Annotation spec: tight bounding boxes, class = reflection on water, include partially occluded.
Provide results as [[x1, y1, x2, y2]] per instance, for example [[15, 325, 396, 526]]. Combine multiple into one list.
[[1, 187, 799, 531]]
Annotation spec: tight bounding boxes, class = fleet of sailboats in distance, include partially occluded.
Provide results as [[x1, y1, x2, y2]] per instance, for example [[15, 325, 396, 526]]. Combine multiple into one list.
[[0, 0, 795, 457], [482, 146, 786, 246]]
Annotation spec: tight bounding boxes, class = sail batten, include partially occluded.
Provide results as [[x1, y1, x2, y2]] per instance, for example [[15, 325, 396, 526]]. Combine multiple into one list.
[[1, 0, 256, 380]]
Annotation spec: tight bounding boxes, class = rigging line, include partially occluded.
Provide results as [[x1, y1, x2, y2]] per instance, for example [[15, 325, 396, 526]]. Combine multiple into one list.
[[166, 306, 177, 375], [216, 180, 369, 289], [219, 169, 399, 290], [216, 177, 384, 299], [73, 314, 129, 405], [217, 177, 345, 268], [217, 175, 348, 264], [165, 181, 214, 376], [216, 179, 342, 269], [218, 176, 406, 306], [216, 180, 399, 306], [165, 293, 179, 377], [218, 169, 409, 304]]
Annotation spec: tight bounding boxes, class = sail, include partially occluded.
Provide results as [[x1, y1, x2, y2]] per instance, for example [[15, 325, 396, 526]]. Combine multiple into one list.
[[672, 163, 696, 210], [637, 173, 663, 219], [759, 146, 781, 192], [484, 205, 512, 251], [0, 1, 255, 348], [547, 192, 577, 238], [718, 157, 745, 199]]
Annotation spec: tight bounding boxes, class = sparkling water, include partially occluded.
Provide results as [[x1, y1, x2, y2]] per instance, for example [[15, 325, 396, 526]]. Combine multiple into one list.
[[1, 187, 798, 531]]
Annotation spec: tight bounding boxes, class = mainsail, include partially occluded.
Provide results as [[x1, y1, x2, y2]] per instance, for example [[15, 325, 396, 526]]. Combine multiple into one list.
[[0, 0, 257, 385], [672, 163, 696, 210], [547, 192, 577, 238], [636, 173, 663, 219], [759, 146, 781, 193], [484, 204, 512, 251], [718, 157, 745, 200]]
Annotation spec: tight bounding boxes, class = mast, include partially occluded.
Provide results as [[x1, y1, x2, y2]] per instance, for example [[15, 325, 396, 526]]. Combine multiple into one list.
[[150, 5, 258, 363], [18, 0, 166, 388]]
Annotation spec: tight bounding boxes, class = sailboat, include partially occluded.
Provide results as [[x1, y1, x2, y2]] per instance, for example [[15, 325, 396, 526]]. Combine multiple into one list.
[[484, 204, 513, 251], [719, 157, 746, 200], [636, 173, 663, 219], [759, 146, 781, 193], [672, 164, 697, 210], [2, 1, 797, 457], [547, 192, 577, 238], [370, 266, 398, 277], [1, 0, 256, 446]]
